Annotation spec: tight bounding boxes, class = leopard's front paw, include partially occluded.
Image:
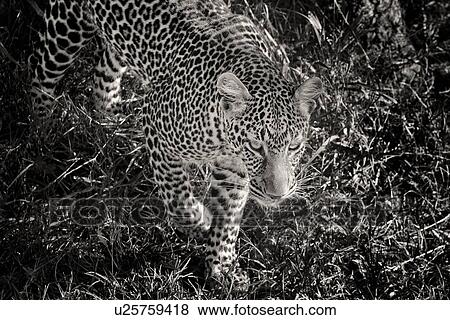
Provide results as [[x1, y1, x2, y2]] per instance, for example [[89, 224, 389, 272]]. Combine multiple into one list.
[[205, 262, 249, 292], [232, 267, 250, 290], [173, 202, 212, 241]]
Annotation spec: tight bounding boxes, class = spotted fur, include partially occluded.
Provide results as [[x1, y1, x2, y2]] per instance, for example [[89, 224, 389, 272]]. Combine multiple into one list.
[[30, 0, 322, 285]]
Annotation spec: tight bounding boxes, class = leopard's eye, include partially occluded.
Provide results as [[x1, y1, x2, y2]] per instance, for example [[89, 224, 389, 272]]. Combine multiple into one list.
[[289, 140, 304, 153], [247, 139, 264, 154]]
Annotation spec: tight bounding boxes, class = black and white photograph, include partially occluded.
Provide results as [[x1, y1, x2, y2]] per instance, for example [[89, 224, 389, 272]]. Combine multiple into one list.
[[0, 0, 449, 314]]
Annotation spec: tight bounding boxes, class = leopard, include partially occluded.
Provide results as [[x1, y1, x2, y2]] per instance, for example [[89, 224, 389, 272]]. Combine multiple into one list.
[[29, 0, 322, 287]]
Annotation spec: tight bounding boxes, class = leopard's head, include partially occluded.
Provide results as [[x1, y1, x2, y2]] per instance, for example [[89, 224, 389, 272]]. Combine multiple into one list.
[[217, 72, 322, 206]]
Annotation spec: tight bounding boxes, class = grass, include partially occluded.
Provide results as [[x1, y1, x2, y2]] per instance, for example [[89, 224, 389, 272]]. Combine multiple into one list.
[[0, 0, 449, 299]]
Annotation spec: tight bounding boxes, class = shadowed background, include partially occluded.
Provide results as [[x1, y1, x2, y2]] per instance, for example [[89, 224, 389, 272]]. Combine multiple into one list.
[[0, 0, 449, 299]]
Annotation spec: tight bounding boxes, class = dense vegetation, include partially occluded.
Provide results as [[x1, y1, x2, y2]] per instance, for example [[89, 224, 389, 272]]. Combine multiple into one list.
[[0, 0, 448, 299]]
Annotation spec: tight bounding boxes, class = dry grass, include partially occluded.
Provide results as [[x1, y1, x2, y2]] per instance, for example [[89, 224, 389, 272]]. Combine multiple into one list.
[[0, 0, 449, 299]]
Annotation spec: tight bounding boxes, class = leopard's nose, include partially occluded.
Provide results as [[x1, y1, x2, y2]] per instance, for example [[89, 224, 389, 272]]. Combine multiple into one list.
[[265, 184, 289, 199], [264, 175, 290, 198], [263, 154, 290, 198]]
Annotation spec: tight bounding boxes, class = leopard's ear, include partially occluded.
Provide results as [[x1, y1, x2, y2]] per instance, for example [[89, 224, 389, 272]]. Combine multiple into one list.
[[294, 77, 322, 117], [217, 72, 251, 100], [217, 72, 251, 117]]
